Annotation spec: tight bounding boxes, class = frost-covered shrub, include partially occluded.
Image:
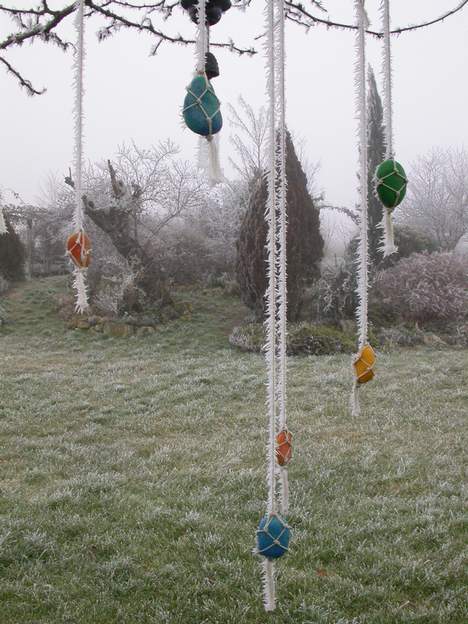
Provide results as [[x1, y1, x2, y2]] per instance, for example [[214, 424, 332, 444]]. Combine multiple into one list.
[[375, 326, 425, 348], [393, 225, 438, 259], [205, 273, 240, 295], [308, 258, 357, 323], [441, 322, 468, 347], [0, 274, 9, 295], [229, 322, 354, 355], [0, 216, 25, 281], [156, 224, 214, 284], [372, 252, 468, 323], [287, 323, 355, 355]]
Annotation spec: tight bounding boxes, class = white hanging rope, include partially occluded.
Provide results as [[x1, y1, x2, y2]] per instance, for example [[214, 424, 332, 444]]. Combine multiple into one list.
[[260, 0, 278, 611], [351, 0, 369, 416], [380, 0, 398, 256], [259, 0, 288, 611], [274, 0, 289, 517], [382, 0, 393, 160], [195, 0, 208, 73], [207, 134, 224, 185], [0, 207, 7, 234], [71, 0, 89, 313], [73, 0, 85, 233], [264, 0, 278, 524]]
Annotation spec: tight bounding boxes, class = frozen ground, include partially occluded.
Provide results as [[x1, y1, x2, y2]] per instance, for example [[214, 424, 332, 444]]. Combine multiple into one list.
[[1, 278, 467, 623]]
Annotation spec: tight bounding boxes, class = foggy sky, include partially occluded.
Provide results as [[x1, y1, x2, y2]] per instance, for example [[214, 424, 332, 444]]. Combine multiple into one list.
[[1, 1, 467, 209]]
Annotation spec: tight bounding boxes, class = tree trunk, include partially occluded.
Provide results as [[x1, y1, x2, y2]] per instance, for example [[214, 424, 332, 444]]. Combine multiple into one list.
[[25, 217, 33, 279], [68, 161, 173, 313]]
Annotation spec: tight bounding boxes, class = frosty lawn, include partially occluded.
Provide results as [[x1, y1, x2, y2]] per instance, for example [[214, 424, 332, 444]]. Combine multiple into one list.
[[1, 278, 467, 623]]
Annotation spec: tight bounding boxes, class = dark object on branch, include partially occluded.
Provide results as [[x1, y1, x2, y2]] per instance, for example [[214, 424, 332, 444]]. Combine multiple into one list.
[[236, 132, 324, 321], [185, 0, 231, 26], [188, 3, 223, 26], [214, 0, 232, 11], [188, 6, 199, 23], [0, 215, 25, 282], [206, 4, 223, 26], [205, 52, 219, 79]]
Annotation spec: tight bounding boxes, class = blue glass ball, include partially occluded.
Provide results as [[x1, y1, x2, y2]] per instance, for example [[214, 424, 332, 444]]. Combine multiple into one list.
[[183, 74, 222, 137], [256, 513, 290, 559]]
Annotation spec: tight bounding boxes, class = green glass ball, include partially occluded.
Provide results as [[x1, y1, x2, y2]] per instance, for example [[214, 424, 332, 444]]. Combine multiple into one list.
[[375, 159, 408, 211]]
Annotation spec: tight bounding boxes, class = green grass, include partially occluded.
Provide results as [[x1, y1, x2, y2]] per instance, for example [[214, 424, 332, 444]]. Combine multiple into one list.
[[1, 277, 467, 624]]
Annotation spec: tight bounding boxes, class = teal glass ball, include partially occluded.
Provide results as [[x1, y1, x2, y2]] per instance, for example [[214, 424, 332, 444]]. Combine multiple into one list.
[[256, 512, 290, 559], [183, 74, 222, 137]]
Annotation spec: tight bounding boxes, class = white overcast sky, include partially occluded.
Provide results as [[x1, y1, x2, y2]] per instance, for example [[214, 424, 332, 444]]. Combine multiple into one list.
[[1, 1, 467, 208]]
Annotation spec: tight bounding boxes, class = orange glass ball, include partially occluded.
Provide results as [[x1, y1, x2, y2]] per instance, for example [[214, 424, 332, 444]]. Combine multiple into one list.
[[276, 429, 293, 467], [67, 230, 91, 269]]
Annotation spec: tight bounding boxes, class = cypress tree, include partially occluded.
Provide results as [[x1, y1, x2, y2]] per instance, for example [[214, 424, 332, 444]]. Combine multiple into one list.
[[0, 215, 25, 282], [367, 65, 386, 265], [236, 132, 324, 321]]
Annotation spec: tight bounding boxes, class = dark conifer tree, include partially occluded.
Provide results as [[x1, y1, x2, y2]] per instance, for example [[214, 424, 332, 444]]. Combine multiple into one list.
[[236, 132, 324, 321], [0, 215, 25, 282], [367, 65, 387, 265]]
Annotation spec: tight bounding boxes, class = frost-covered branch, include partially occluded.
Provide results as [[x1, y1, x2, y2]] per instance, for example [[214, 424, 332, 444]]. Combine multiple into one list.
[[0, 0, 255, 94], [285, 0, 468, 38], [2, 0, 467, 94], [320, 204, 359, 225]]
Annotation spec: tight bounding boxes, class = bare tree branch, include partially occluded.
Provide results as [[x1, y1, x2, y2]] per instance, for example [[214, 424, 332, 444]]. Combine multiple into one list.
[[285, 0, 468, 38], [320, 204, 358, 225], [0, 0, 255, 94], [1, 0, 466, 94], [0, 56, 45, 95]]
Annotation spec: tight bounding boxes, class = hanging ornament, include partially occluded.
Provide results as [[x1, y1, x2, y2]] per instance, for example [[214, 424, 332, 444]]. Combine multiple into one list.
[[182, 0, 231, 24], [205, 51, 220, 80], [183, 74, 222, 137], [375, 158, 407, 210], [256, 513, 290, 559], [68, 0, 90, 314], [205, 4, 223, 25], [276, 429, 292, 467], [350, 0, 372, 417], [353, 343, 376, 384], [67, 230, 91, 269], [182, 0, 224, 185], [256, 0, 289, 612], [375, 0, 408, 257], [213, 0, 232, 11]]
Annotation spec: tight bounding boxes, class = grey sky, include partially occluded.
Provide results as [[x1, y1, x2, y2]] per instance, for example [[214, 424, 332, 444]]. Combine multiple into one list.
[[1, 1, 467, 209]]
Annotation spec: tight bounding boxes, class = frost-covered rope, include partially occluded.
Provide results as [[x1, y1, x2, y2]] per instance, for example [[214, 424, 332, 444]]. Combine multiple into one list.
[[259, 0, 289, 610], [196, 0, 208, 73], [351, 0, 369, 416], [0, 207, 6, 234], [260, 0, 278, 611], [73, 0, 85, 232], [275, 0, 289, 516], [264, 0, 278, 527], [71, 0, 89, 313], [382, 0, 393, 160], [380, 0, 397, 256]]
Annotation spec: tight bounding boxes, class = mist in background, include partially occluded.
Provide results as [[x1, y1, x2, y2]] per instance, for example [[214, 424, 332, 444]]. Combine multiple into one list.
[[1, 0, 467, 209]]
